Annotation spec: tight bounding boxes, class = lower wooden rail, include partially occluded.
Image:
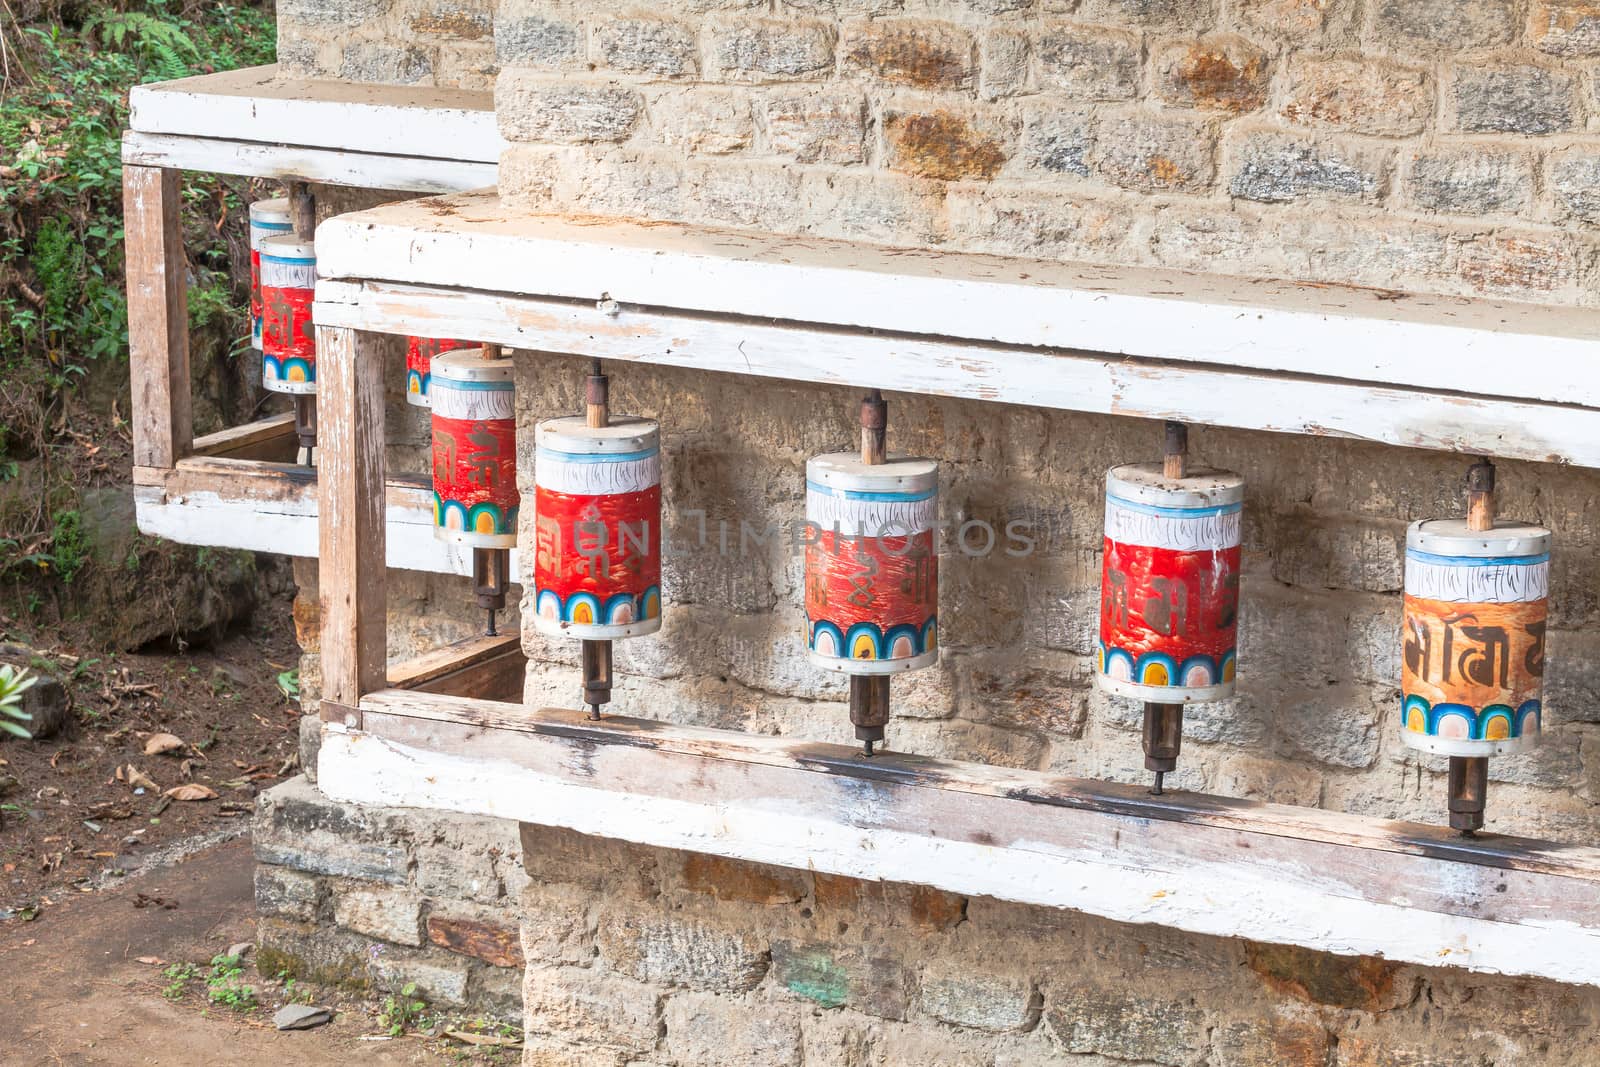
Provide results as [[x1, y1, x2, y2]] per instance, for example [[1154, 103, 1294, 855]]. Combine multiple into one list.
[[130, 455, 523, 580], [319, 689, 1600, 988]]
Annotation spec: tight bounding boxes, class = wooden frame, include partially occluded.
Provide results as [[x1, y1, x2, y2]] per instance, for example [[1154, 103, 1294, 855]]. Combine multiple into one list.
[[307, 194, 1600, 984], [121, 67, 499, 567], [314, 193, 1600, 467], [321, 692, 1600, 987]]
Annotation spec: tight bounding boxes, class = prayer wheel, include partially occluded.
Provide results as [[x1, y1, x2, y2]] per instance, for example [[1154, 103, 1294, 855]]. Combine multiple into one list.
[[430, 351, 519, 549], [259, 234, 317, 395], [531, 416, 663, 639], [803, 455, 939, 674], [406, 335, 474, 408], [1097, 423, 1243, 792], [1402, 459, 1548, 833], [248, 199, 292, 352], [805, 390, 937, 755]]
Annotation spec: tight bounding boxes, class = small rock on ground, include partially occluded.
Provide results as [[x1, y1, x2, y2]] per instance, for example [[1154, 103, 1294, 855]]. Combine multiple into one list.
[[274, 1004, 333, 1031]]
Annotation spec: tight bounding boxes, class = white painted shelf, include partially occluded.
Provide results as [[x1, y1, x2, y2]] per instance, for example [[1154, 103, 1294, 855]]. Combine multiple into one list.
[[314, 191, 1600, 467], [122, 65, 498, 191], [322, 697, 1600, 988]]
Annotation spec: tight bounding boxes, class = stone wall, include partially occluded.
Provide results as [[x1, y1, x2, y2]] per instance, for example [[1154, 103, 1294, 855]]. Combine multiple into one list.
[[264, 4, 1600, 1059], [494, 0, 1600, 306], [277, 0, 497, 88], [517, 823, 1600, 1066]]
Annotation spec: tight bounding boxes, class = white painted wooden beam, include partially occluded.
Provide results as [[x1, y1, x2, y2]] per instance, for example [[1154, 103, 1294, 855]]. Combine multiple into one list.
[[121, 132, 495, 193], [132, 476, 523, 580], [314, 192, 1600, 411], [315, 278, 1600, 468], [321, 695, 1600, 988], [128, 66, 501, 162]]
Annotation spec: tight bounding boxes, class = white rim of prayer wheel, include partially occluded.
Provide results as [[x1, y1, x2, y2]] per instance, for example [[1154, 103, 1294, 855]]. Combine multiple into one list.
[[806, 454, 939, 495], [1406, 518, 1552, 559], [258, 233, 315, 266], [807, 649, 939, 676], [1095, 675, 1235, 704], [431, 350, 514, 385], [535, 416, 659, 454], [805, 454, 940, 541], [1399, 732, 1537, 758], [1105, 463, 1245, 509]]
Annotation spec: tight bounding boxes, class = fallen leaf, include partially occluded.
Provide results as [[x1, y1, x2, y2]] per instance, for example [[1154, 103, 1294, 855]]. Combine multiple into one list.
[[135, 956, 165, 965], [163, 784, 217, 802], [125, 765, 159, 792], [144, 733, 185, 756]]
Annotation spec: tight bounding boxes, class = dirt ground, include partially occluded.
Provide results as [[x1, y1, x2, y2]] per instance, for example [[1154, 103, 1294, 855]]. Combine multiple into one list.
[[0, 595, 303, 919], [0, 835, 514, 1066]]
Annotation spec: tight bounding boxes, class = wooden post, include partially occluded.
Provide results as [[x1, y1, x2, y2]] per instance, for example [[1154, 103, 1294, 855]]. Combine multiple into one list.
[[316, 325, 387, 726], [123, 165, 192, 470]]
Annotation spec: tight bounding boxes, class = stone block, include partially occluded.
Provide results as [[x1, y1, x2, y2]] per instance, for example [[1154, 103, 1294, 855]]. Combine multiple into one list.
[[1455, 232, 1577, 295], [277, 0, 390, 29], [1234, 0, 1355, 42], [333, 884, 424, 946], [523, 965, 662, 1054], [1079, 0, 1216, 28], [1046, 984, 1207, 1063], [980, 27, 1030, 99], [915, 970, 1042, 1032], [757, 89, 868, 163], [840, 18, 977, 91], [338, 42, 433, 84], [1152, 34, 1272, 114], [770, 940, 911, 1019], [1032, 23, 1141, 100], [663, 992, 803, 1067], [675, 853, 809, 904], [1548, 144, 1600, 222], [1531, 0, 1600, 57], [1092, 113, 1218, 194], [497, 75, 645, 143], [1281, 56, 1432, 136], [650, 89, 755, 155], [883, 107, 1010, 181], [495, 16, 583, 67], [254, 865, 324, 923], [709, 17, 837, 81], [428, 913, 525, 967], [1406, 147, 1533, 214], [597, 906, 770, 992], [1373, 0, 1517, 53], [1227, 129, 1388, 204], [595, 17, 700, 78], [406, 1, 491, 39], [1451, 64, 1576, 135], [369, 951, 472, 1005], [1019, 103, 1095, 176], [254, 778, 409, 884]]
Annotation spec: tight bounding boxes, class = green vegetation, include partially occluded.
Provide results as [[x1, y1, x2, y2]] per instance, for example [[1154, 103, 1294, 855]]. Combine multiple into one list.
[[0, 0, 273, 617], [0, 0, 274, 373], [205, 952, 257, 1011], [0, 665, 37, 738], [380, 982, 429, 1036]]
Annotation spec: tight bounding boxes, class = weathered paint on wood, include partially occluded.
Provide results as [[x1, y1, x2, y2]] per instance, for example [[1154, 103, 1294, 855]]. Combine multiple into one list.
[[123, 165, 191, 470], [315, 193, 1600, 411], [316, 326, 387, 724], [320, 696, 1600, 986], [131, 461, 525, 576], [121, 132, 495, 193], [315, 279, 1600, 468], [387, 634, 523, 699], [191, 412, 298, 461], [128, 65, 500, 162]]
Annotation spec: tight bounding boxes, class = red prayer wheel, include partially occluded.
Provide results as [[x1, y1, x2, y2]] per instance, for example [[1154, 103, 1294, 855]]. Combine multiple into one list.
[[804, 454, 939, 674], [406, 335, 474, 408], [532, 416, 662, 639], [1096, 464, 1243, 703], [248, 199, 291, 352], [258, 233, 317, 395], [430, 351, 519, 549]]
